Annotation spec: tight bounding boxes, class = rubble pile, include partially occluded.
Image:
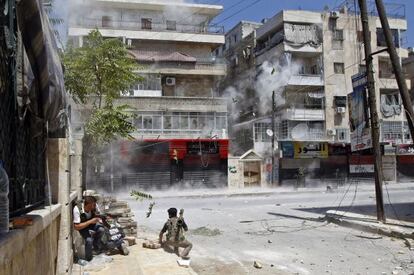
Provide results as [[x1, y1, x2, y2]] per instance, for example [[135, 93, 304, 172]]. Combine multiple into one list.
[[101, 196, 138, 239]]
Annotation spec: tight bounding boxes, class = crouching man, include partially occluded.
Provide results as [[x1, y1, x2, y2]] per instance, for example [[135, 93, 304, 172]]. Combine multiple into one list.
[[159, 208, 192, 259], [73, 196, 106, 261]]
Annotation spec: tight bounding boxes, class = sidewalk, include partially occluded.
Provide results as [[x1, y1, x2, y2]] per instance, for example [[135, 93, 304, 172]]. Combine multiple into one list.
[[326, 210, 414, 248], [73, 235, 197, 275]]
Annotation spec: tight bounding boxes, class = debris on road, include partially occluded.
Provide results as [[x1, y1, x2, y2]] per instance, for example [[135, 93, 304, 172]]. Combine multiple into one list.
[[177, 258, 191, 267], [253, 261, 262, 269], [142, 240, 162, 249], [191, 226, 221, 236]]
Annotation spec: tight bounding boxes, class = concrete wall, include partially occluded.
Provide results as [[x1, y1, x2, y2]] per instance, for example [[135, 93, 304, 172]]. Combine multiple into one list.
[[0, 205, 61, 275], [228, 157, 243, 188]]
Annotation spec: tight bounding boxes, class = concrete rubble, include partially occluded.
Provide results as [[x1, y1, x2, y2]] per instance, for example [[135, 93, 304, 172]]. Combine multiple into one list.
[[100, 195, 139, 240]]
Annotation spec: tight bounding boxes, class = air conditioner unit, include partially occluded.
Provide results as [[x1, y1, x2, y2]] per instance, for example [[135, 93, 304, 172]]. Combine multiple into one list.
[[327, 129, 337, 136], [336, 107, 346, 114], [165, 77, 176, 86], [330, 11, 339, 18]]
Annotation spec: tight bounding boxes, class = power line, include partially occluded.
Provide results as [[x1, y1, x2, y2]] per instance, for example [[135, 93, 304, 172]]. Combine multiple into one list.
[[215, 0, 265, 25]]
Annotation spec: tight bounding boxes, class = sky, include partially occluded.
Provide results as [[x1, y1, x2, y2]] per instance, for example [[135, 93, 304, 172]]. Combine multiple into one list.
[[200, 0, 414, 47]]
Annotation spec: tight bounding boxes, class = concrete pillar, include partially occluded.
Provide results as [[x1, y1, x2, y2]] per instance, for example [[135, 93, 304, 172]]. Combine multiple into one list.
[[47, 138, 73, 275], [71, 139, 83, 200]]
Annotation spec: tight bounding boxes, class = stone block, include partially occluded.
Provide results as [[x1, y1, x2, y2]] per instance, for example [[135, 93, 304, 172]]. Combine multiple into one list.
[[123, 236, 136, 246]]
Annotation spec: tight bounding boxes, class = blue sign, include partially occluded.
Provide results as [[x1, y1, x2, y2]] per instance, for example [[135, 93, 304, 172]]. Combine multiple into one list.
[[280, 141, 294, 158]]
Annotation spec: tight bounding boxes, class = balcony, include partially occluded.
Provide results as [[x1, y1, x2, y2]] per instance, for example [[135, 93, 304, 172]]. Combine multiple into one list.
[[279, 121, 327, 141], [69, 17, 225, 44], [130, 111, 228, 139], [129, 50, 226, 76], [114, 96, 227, 113], [284, 104, 325, 121], [287, 74, 324, 86]]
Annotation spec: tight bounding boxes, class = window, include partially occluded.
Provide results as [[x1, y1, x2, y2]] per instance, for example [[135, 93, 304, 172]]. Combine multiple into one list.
[[334, 96, 347, 107], [359, 64, 366, 74], [379, 59, 394, 78], [377, 28, 400, 48], [334, 63, 345, 74], [336, 128, 349, 142], [102, 16, 112, 28], [380, 90, 401, 117], [333, 29, 343, 41], [143, 116, 153, 129], [381, 121, 403, 142], [141, 18, 152, 30], [332, 29, 343, 49], [357, 31, 364, 42], [254, 122, 271, 142], [328, 18, 337, 31], [166, 20, 176, 31]]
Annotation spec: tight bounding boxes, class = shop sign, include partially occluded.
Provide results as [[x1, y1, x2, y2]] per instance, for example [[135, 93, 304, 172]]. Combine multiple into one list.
[[293, 142, 328, 159], [349, 73, 372, 152], [384, 144, 396, 155], [349, 164, 374, 173], [280, 141, 294, 158], [396, 144, 414, 155]]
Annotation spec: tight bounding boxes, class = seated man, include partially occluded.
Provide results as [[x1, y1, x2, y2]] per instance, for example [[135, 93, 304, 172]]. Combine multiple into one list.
[[73, 196, 106, 261], [159, 208, 192, 259]]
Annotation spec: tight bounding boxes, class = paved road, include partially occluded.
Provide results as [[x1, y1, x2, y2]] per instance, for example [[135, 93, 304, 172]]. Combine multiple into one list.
[[123, 183, 414, 275]]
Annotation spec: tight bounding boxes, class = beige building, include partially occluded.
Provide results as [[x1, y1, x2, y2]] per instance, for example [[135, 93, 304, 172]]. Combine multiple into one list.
[[68, 0, 229, 189], [219, 3, 412, 184]]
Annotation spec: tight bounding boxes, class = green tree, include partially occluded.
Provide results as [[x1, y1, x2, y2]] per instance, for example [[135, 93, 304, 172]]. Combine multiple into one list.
[[64, 30, 141, 146]]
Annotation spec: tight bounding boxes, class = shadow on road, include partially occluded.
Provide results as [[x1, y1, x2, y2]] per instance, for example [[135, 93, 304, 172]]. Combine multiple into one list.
[[297, 202, 414, 224]]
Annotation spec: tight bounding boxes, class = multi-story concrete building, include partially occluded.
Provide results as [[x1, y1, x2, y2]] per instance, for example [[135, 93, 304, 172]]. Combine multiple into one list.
[[220, 2, 412, 186], [68, 0, 229, 189], [403, 47, 414, 97]]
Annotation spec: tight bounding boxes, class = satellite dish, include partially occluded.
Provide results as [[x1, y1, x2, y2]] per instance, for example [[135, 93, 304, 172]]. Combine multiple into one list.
[[266, 129, 274, 137]]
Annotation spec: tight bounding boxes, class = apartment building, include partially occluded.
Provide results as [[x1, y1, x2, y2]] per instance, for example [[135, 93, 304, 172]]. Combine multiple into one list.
[[68, 0, 229, 189], [220, 2, 412, 185]]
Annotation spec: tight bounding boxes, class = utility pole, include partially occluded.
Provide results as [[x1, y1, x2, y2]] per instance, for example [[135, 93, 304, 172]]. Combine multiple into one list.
[[110, 142, 114, 193], [358, 0, 386, 222], [375, 0, 414, 139], [271, 91, 275, 185]]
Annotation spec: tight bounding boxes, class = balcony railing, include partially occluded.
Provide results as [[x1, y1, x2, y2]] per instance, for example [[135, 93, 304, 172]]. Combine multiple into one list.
[[72, 18, 224, 35], [283, 103, 325, 121], [288, 74, 324, 86]]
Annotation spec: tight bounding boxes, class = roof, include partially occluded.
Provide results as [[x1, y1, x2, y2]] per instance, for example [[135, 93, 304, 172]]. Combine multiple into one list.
[[129, 50, 196, 62], [240, 149, 263, 160], [92, 0, 223, 16]]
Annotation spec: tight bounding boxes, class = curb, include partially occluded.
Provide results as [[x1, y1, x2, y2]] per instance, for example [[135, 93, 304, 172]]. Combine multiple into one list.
[[150, 184, 414, 200], [326, 210, 414, 244]]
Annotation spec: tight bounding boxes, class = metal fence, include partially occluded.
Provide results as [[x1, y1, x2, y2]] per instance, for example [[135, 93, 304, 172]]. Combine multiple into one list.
[[0, 2, 47, 217]]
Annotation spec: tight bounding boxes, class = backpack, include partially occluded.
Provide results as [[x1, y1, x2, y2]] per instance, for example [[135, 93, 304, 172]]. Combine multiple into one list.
[[166, 217, 185, 242]]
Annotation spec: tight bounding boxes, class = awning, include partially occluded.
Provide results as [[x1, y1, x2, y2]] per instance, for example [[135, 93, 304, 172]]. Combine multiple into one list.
[[129, 50, 197, 63], [17, 0, 66, 132]]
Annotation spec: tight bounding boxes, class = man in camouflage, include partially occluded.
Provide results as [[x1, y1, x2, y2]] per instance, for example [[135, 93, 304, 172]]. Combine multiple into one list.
[[159, 208, 192, 259]]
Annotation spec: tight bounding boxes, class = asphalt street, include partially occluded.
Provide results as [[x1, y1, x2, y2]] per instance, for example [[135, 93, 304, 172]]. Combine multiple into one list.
[[123, 182, 414, 275]]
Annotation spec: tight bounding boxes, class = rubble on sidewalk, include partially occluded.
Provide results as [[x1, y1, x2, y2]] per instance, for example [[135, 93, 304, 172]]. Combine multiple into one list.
[[87, 191, 139, 240], [142, 240, 162, 249]]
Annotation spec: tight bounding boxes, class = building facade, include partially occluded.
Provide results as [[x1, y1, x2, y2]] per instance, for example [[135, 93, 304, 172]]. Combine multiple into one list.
[[68, 0, 229, 189], [219, 3, 412, 185]]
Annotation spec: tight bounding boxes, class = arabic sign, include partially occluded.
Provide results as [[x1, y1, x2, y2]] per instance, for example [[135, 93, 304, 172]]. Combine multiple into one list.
[[293, 142, 328, 159], [396, 144, 414, 155], [349, 73, 372, 152]]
